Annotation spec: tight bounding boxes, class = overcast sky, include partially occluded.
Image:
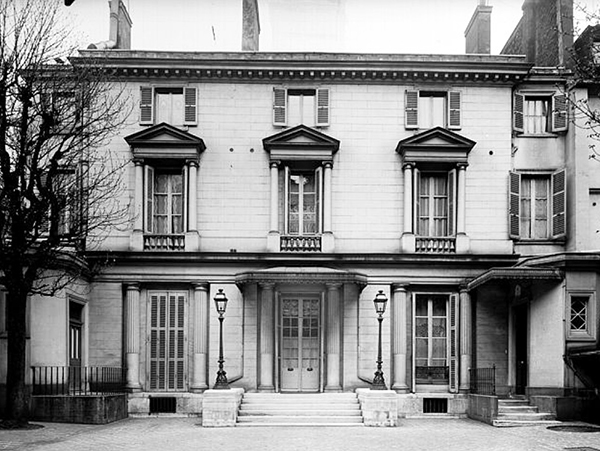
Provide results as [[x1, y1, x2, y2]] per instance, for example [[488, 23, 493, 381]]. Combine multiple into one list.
[[66, 0, 600, 55]]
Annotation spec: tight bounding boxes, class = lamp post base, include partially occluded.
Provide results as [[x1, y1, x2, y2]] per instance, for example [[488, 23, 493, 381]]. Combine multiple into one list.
[[372, 370, 387, 390]]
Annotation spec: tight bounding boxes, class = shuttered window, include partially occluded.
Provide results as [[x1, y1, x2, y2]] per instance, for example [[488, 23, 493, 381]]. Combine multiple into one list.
[[272, 87, 330, 127], [404, 90, 461, 130], [508, 169, 566, 240], [415, 170, 456, 237], [149, 292, 187, 391], [513, 92, 568, 134], [139, 86, 198, 126]]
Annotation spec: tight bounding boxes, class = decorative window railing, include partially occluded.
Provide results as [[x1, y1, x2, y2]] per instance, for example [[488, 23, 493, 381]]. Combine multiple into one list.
[[416, 237, 456, 254], [144, 234, 185, 251], [31, 366, 126, 396], [280, 235, 322, 252], [415, 365, 450, 383], [469, 365, 496, 395]]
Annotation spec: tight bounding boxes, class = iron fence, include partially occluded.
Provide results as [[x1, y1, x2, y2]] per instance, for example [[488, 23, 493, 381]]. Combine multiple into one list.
[[469, 365, 496, 395], [31, 366, 126, 396]]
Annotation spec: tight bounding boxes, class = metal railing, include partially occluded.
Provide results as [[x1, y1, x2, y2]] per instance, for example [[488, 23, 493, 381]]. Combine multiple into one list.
[[469, 365, 496, 395], [416, 237, 456, 254], [31, 366, 126, 396], [280, 235, 322, 252], [144, 234, 185, 251]]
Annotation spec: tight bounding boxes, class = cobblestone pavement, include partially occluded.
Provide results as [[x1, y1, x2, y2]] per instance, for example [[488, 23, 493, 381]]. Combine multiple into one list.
[[1, 418, 600, 451]]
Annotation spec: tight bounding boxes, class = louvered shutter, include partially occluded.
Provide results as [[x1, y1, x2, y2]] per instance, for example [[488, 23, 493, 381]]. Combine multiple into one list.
[[551, 168, 567, 239], [447, 91, 462, 130], [405, 90, 419, 129], [168, 293, 186, 390], [284, 165, 290, 233], [447, 169, 456, 236], [144, 166, 154, 233], [316, 88, 330, 127], [273, 88, 287, 126], [315, 166, 323, 233], [139, 87, 154, 125], [551, 93, 568, 132], [149, 293, 167, 390], [183, 87, 198, 126], [513, 93, 524, 133], [448, 294, 459, 393], [509, 171, 521, 239]]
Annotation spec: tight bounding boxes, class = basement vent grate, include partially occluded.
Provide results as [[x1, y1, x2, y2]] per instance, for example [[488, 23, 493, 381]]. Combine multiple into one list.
[[149, 397, 177, 414], [423, 398, 448, 414]]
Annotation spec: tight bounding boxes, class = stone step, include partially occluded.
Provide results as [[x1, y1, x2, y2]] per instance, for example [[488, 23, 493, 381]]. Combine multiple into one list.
[[237, 415, 364, 424], [242, 393, 358, 401], [498, 405, 539, 414], [493, 419, 562, 427], [496, 412, 556, 422], [238, 409, 362, 416], [237, 422, 364, 428], [239, 403, 360, 411], [498, 400, 531, 407]]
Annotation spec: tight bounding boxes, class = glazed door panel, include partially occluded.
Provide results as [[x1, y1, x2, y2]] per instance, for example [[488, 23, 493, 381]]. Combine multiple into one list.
[[280, 297, 320, 392]]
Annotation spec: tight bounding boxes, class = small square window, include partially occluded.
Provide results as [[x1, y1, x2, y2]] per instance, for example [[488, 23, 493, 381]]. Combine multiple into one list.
[[567, 292, 596, 341]]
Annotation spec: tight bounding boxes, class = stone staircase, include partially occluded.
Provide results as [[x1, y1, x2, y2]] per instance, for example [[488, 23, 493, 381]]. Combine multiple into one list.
[[493, 397, 560, 427], [236, 393, 364, 427]]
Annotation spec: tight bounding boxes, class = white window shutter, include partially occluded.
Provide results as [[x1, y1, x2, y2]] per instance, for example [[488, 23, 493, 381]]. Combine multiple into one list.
[[508, 171, 521, 239], [513, 93, 524, 133], [315, 166, 323, 233], [183, 87, 198, 126], [316, 88, 330, 127], [551, 168, 566, 239], [144, 165, 154, 233], [551, 93, 568, 132], [448, 294, 459, 393], [273, 88, 287, 126], [284, 165, 290, 233], [140, 86, 154, 125], [447, 169, 456, 236], [447, 91, 462, 130], [405, 90, 419, 129]]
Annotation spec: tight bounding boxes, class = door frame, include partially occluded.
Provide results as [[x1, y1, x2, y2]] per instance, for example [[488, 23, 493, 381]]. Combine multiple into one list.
[[275, 290, 325, 393], [513, 302, 529, 395]]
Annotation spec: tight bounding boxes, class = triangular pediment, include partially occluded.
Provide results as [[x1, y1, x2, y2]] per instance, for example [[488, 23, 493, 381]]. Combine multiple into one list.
[[263, 125, 340, 162], [124, 122, 205, 160], [396, 127, 475, 165]]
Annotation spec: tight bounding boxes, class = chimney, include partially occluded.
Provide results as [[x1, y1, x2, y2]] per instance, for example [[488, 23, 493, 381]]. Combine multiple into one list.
[[88, 0, 133, 50], [242, 0, 260, 51], [465, 0, 493, 54]]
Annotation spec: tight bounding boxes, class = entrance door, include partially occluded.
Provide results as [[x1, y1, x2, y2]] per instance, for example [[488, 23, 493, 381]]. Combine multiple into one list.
[[514, 304, 528, 395], [280, 297, 321, 392]]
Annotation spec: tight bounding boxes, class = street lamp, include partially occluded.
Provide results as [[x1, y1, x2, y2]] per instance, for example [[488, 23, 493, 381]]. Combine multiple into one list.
[[372, 290, 388, 390], [213, 289, 230, 389]]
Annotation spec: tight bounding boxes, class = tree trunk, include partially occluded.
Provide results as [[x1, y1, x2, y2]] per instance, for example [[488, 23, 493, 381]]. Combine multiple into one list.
[[4, 290, 29, 424]]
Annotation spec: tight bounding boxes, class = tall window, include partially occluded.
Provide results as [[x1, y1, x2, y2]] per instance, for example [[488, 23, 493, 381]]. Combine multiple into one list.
[[509, 170, 566, 241], [286, 169, 321, 235], [145, 168, 184, 236], [416, 171, 455, 237], [415, 294, 449, 384]]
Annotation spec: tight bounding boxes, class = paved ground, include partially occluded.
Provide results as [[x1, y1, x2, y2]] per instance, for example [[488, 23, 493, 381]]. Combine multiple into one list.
[[1, 418, 600, 451]]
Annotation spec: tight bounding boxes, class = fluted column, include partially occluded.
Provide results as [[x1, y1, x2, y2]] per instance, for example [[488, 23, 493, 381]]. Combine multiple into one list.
[[259, 283, 275, 391], [133, 160, 144, 231], [323, 162, 333, 233], [269, 162, 279, 233], [457, 163, 467, 234], [403, 163, 413, 233], [459, 287, 472, 393], [325, 283, 342, 391], [392, 285, 409, 392], [191, 283, 209, 391], [187, 161, 198, 232], [125, 283, 141, 391]]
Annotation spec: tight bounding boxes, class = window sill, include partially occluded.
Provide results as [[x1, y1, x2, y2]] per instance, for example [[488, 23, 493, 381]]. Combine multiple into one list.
[[515, 133, 559, 138], [513, 239, 566, 244], [566, 334, 596, 342]]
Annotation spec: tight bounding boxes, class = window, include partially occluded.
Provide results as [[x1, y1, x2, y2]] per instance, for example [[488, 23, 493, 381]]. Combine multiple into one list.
[[405, 90, 461, 130], [69, 301, 84, 367], [284, 166, 322, 236], [273, 87, 330, 127], [509, 169, 566, 241], [43, 90, 81, 134], [567, 292, 596, 341], [139, 86, 197, 126], [416, 171, 455, 237], [513, 92, 567, 134]]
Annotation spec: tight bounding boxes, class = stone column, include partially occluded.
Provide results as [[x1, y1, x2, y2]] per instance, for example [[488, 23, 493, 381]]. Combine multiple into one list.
[[456, 163, 467, 234], [391, 285, 409, 392], [191, 283, 209, 392], [187, 161, 198, 231], [130, 160, 144, 251], [125, 283, 141, 391], [267, 162, 280, 252], [323, 162, 333, 233], [401, 163, 416, 253], [325, 283, 342, 392], [258, 283, 275, 391], [459, 287, 472, 393]]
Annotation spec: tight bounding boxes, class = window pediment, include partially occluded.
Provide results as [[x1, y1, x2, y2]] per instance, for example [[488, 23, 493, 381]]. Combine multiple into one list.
[[263, 124, 340, 162], [125, 122, 206, 160], [396, 126, 475, 165]]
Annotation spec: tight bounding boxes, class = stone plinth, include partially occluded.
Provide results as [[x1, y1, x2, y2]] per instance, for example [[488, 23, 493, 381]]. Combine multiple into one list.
[[201, 388, 244, 427], [356, 388, 398, 427]]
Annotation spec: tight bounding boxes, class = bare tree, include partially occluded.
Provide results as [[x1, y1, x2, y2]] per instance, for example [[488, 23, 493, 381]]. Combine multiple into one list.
[[0, 0, 130, 425]]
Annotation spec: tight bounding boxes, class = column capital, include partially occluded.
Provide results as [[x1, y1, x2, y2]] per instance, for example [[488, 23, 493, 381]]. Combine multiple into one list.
[[269, 160, 281, 169], [459, 284, 470, 294], [125, 282, 140, 292], [326, 282, 342, 290], [323, 161, 333, 169], [192, 282, 209, 292], [457, 162, 469, 170], [186, 159, 199, 168], [392, 283, 409, 294], [133, 158, 144, 166], [259, 282, 275, 290], [402, 162, 416, 170]]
